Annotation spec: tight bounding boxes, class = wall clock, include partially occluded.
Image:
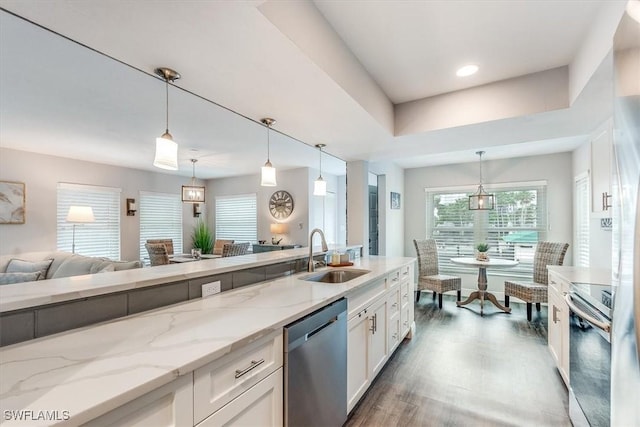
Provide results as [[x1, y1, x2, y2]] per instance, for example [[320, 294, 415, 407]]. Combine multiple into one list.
[[269, 190, 294, 219]]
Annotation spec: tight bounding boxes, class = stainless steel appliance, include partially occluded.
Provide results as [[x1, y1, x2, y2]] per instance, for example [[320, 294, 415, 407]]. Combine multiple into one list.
[[611, 4, 640, 425], [566, 284, 612, 427], [284, 298, 347, 427]]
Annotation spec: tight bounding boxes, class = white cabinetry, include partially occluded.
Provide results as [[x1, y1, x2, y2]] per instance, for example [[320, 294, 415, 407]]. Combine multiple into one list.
[[83, 373, 194, 427], [548, 271, 570, 386], [591, 120, 613, 216]]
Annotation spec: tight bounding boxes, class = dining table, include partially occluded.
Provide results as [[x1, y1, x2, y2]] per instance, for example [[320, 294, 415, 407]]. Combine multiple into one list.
[[451, 257, 519, 316], [169, 254, 221, 263]]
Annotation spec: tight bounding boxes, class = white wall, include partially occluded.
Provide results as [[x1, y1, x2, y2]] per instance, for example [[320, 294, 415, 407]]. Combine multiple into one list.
[[404, 152, 573, 295], [346, 160, 369, 255], [0, 148, 201, 260]]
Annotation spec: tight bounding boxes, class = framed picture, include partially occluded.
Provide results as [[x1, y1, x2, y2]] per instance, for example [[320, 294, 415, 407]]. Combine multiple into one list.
[[0, 181, 25, 224], [390, 192, 401, 210]]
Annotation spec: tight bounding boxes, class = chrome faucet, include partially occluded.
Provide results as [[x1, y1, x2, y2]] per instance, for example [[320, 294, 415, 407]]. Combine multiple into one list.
[[308, 228, 328, 272]]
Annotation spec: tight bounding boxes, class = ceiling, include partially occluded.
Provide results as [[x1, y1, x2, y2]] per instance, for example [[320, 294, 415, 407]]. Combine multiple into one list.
[[0, 0, 629, 177]]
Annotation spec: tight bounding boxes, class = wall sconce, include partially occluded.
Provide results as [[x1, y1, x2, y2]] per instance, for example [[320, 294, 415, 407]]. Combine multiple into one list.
[[126, 198, 137, 216], [193, 203, 202, 218]]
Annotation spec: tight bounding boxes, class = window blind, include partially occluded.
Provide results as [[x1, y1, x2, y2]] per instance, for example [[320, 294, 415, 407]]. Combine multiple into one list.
[[215, 194, 257, 244], [575, 173, 590, 267], [426, 182, 547, 279], [139, 191, 183, 262], [57, 183, 121, 259]]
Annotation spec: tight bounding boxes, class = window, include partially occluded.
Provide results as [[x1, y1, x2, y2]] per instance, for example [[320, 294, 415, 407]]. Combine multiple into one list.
[[426, 181, 547, 279], [57, 183, 121, 259], [575, 173, 590, 267], [139, 191, 183, 262], [215, 194, 257, 244]]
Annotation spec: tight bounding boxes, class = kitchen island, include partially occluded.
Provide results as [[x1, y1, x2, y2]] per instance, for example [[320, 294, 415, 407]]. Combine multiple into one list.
[[0, 256, 415, 426]]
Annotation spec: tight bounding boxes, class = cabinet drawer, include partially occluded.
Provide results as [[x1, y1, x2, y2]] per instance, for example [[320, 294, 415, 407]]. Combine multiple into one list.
[[401, 281, 411, 309], [197, 368, 283, 427], [548, 272, 570, 295], [193, 331, 283, 424], [387, 312, 400, 353], [348, 277, 387, 319], [388, 283, 401, 318]]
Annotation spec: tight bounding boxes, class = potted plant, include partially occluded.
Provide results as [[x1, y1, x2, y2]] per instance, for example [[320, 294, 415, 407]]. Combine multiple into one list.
[[476, 243, 490, 261], [192, 220, 213, 254]]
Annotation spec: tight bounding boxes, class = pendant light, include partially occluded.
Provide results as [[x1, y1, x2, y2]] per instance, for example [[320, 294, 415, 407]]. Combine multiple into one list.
[[314, 144, 327, 196], [153, 67, 180, 170], [469, 151, 495, 210], [260, 118, 277, 186], [182, 159, 205, 203]]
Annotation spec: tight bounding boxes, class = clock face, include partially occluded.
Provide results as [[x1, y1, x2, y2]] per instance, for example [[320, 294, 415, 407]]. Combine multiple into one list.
[[269, 190, 294, 219]]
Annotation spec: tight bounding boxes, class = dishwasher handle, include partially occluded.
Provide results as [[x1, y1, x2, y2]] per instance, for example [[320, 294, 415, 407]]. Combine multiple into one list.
[[565, 293, 611, 333], [307, 316, 338, 340]]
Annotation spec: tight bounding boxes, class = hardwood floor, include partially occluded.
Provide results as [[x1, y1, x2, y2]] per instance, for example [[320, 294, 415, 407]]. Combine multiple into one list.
[[345, 294, 570, 427]]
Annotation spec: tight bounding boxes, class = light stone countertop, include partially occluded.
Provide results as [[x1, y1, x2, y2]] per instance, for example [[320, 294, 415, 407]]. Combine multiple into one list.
[[547, 265, 612, 286], [0, 255, 414, 426], [0, 246, 360, 313]]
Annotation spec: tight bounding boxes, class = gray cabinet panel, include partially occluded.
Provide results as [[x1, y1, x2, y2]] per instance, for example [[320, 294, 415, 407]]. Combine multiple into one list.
[[36, 294, 127, 337], [128, 281, 189, 314], [0, 310, 35, 346], [265, 262, 296, 281], [233, 267, 266, 289]]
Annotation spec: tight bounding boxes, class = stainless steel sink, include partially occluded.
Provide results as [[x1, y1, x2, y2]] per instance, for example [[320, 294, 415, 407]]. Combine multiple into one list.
[[302, 269, 370, 283]]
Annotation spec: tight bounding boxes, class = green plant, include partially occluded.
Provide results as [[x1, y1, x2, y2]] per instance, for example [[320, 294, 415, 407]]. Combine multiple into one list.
[[192, 220, 213, 254], [476, 243, 490, 253]]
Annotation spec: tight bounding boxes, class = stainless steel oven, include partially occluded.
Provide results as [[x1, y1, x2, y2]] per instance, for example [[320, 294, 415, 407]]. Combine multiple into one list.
[[565, 283, 612, 427]]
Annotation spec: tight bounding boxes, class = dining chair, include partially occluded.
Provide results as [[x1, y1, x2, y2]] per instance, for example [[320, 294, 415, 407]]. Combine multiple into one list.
[[504, 241, 569, 321], [145, 239, 174, 256], [145, 242, 170, 266], [222, 242, 250, 257], [213, 239, 234, 256], [413, 239, 462, 309]]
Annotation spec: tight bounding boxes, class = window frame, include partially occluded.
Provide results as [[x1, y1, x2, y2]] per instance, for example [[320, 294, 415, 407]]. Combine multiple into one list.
[[139, 190, 184, 263], [215, 193, 258, 244]]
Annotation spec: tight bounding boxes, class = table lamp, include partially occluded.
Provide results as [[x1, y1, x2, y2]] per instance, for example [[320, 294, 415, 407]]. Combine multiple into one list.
[[270, 223, 288, 245], [66, 206, 95, 253]]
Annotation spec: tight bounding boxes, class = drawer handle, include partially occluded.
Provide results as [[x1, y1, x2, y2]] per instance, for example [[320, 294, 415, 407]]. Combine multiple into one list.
[[403, 321, 408, 326], [403, 271, 409, 276], [550, 280, 557, 285], [392, 302, 398, 308], [552, 305, 559, 324], [392, 333, 397, 339], [392, 277, 399, 282], [235, 359, 265, 379]]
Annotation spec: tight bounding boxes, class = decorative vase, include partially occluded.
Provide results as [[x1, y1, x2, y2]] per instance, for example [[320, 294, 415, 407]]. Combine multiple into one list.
[[476, 251, 489, 261]]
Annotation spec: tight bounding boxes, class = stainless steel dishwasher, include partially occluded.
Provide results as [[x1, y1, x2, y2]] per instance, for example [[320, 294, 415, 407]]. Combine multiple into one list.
[[284, 298, 347, 427]]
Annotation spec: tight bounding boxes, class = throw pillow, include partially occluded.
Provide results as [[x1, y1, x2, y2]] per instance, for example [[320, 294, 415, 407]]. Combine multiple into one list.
[[0, 271, 41, 285], [6, 258, 53, 280], [112, 260, 143, 271], [51, 255, 103, 279]]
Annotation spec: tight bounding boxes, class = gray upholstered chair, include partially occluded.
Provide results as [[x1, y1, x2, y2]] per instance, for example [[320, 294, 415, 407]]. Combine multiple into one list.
[[222, 242, 250, 257], [213, 239, 234, 256], [413, 239, 462, 309], [146, 239, 174, 256], [504, 241, 569, 321], [145, 242, 170, 266]]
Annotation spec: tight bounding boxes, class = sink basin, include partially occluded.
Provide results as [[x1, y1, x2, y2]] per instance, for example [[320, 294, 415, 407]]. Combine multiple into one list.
[[302, 269, 370, 284]]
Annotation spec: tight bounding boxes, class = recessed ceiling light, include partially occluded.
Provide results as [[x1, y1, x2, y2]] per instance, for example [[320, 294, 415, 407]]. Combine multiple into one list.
[[456, 65, 478, 77]]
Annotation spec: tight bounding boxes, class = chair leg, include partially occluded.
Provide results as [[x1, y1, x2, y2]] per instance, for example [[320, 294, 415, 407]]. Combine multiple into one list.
[[457, 290, 461, 301], [416, 291, 421, 302], [432, 291, 436, 301], [505, 295, 510, 307], [438, 293, 443, 309], [527, 303, 532, 321], [536, 303, 541, 312]]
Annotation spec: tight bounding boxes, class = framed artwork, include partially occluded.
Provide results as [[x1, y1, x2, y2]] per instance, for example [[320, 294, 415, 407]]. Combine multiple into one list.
[[0, 181, 25, 224], [390, 192, 401, 210]]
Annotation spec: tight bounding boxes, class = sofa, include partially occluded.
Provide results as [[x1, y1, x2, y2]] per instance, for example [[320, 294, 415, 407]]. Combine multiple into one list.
[[0, 251, 142, 285]]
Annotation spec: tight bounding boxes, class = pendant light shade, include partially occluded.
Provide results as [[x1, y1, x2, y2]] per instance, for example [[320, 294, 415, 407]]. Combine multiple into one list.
[[153, 67, 180, 171], [469, 151, 495, 210], [182, 159, 206, 203], [260, 118, 277, 187], [314, 144, 327, 196]]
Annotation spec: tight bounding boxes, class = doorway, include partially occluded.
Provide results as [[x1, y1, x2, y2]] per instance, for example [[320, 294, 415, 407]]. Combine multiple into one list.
[[368, 173, 379, 255]]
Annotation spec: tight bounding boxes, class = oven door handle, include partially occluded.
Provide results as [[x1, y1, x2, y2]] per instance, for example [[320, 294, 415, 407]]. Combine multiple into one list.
[[565, 293, 611, 333]]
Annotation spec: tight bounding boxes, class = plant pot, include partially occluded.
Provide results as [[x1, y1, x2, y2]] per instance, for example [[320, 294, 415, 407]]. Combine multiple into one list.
[[476, 252, 489, 261]]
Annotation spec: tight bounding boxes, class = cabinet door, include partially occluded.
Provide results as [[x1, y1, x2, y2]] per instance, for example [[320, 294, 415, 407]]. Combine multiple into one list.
[[369, 297, 388, 380], [548, 289, 569, 386], [197, 368, 283, 427], [83, 374, 193, 427], [347, 311, 370, 412]]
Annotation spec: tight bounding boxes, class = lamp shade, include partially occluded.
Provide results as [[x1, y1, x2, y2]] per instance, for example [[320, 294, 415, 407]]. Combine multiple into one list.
[[66, 206, 95, 223], [270, 223, 288, 234], [182, 185, 205, 203], [314, 177, 327, 196], [469, 186, 495, 210], [154, 135, 178, 170], [261, 163, 277, 187]]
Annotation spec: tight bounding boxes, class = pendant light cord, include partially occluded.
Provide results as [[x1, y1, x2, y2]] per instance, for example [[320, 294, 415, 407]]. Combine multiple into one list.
[[266, 123, 271, 162], [165, 79, 169, 133], [319, 145, 323, 179]]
